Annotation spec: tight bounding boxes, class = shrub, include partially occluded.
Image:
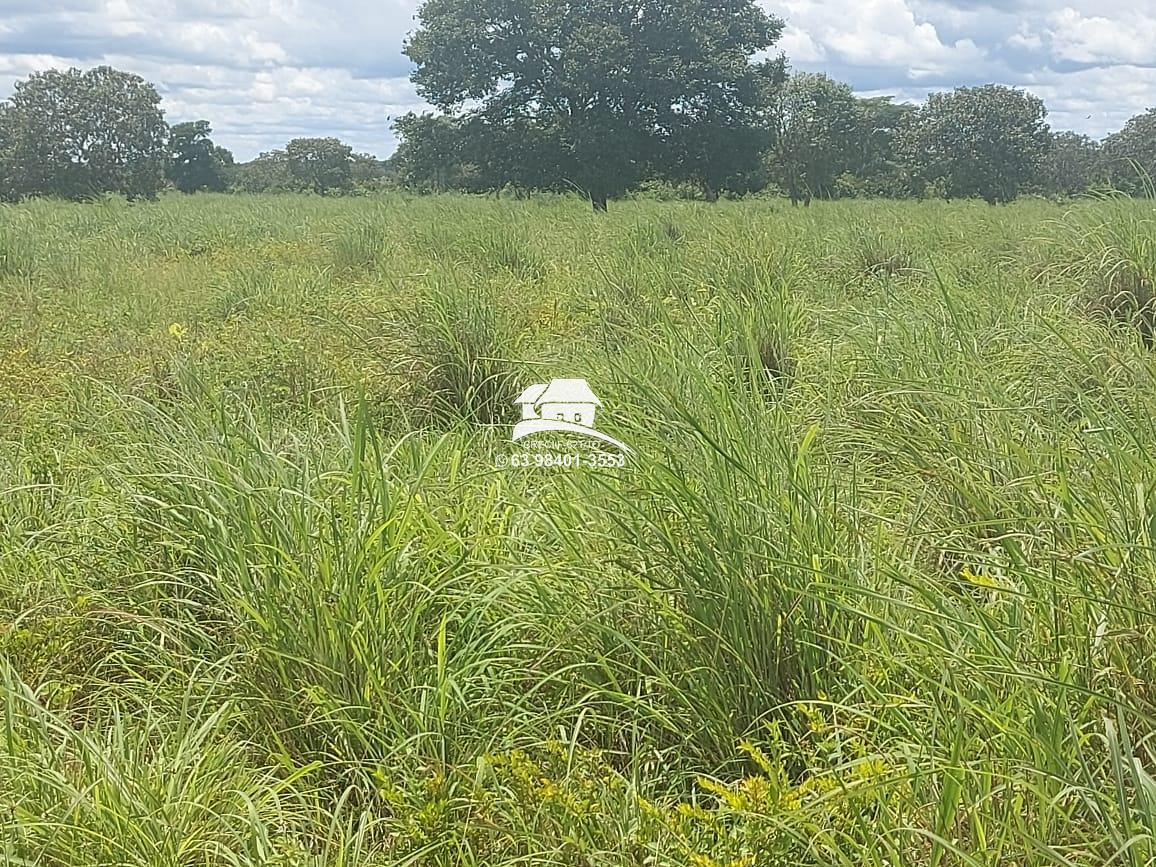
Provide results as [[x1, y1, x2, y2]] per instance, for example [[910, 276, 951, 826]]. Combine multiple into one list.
[[1044, 193, 1156, 346], [402, 280, 524, 425], [836, 227, 920, 288], [330, 221, 388, 275]]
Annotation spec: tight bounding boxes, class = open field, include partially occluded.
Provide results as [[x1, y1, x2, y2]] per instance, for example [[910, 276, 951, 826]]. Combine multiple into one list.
[[3, 192, 1156, 865]]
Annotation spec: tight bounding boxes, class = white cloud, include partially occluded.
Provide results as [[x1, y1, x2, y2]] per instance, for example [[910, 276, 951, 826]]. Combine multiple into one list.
[[1044, 8, 1156, 65], [0, 0, 425, 159], [1007, 28, 1044, 51], [1022, 64, 1156, 135], [778, 26, 826, 63], [0, 0, 1155, 157], [767, 0, 986, 75], [764, 0, 1156, 137]]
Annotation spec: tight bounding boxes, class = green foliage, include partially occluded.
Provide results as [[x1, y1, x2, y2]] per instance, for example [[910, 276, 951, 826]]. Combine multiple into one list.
[[769, 73, 860, 204], [350, 151, 393, 191], [0, 66, 168, 201], [392, 113, 478, 193], [231, 138, 356, 195], [168, 120, 231, 193], [285, 136, 355, 194], [1, 62, 1152, 208], [4, 194, 1156, 865], [841, 96, 917, 198], [230, 149, 296, 193], [898, 84, 1051, 204], [404, 0, 783, 209], [1102, 109, 1156, 196], [1039, 131, 1106, 198], [653, 50, 788, 202]]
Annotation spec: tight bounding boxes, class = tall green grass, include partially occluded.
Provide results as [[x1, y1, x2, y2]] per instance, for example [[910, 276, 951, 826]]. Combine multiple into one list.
[[2, 192, 1156, 865]]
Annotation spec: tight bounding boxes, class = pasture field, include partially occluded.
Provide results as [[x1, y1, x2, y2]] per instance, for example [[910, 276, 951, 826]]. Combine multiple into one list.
[[3, 192, 1156, 866]]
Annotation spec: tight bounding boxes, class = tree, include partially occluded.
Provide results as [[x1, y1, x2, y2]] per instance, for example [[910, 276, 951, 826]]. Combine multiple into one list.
[[230, 150, 293, 193], [768, 72, 859, 205], [1101, 109, 1156, 195], [0, 66, 168, 201], [351, 151, 392, 190], [467, 113, 563, 196], [898, 84, 1050, 204], [660, 55, 787, 201], [392, 113, 472, 192], [394, 111, 560, 196], [1038, 131, 1104, 197], [284, 137, 354, 194], [403, 0, 783, 211], [0, 104, 12, 199], [838, 95, 917, 198], [167, 120, 230, 192]]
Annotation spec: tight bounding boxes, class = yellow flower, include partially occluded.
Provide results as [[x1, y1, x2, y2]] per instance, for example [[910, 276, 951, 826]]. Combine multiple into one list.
[[168, 322, 187, 339], [961, 566, 1000, 589]]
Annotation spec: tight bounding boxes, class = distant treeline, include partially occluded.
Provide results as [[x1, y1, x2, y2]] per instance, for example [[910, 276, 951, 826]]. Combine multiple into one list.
[[0, 67, 396, 203], [391, 87, 1154, 206], [0, 58, 1153, 208]]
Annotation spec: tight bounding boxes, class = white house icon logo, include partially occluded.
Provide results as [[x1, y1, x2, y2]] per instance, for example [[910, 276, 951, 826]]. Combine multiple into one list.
[[512, 378, 631, 453]]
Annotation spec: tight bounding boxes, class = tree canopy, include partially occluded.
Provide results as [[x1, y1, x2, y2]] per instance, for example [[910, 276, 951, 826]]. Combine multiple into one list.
[[392, 113, 474, 193], [1102, 109, 1156, 195], [168, 120, 232, 193], [2, 57, 1156, 207], [230, 137, 357, 194], [898, 84, 1050, 204], [0, 66, 168, 201], [285, 137, 354, 194], [769, 72, 859, 205], [1038, 131, 1104, 198], [837, 96, 917, 198], [404, 0, 784, 210]]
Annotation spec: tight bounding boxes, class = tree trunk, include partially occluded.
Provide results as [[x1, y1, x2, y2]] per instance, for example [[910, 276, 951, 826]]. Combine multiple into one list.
[[703, 181, 718, 203], [592, 192, 608, 212]]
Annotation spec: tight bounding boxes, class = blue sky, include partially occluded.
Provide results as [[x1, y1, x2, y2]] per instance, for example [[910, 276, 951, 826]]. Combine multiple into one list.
[[1, 0, 1153, 161]]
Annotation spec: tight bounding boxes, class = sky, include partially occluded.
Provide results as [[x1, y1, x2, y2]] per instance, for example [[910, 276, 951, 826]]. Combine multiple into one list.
[[0, 0, 1153, 162]]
